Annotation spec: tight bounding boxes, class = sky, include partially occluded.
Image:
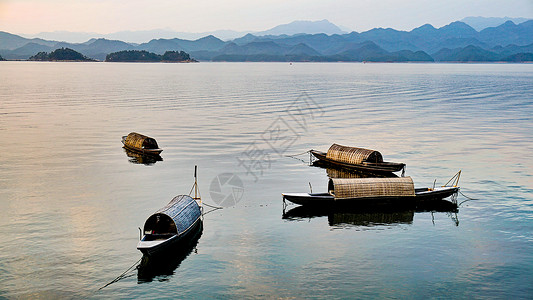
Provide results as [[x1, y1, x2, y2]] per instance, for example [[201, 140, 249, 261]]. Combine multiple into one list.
[[1, 0, 532, 35]]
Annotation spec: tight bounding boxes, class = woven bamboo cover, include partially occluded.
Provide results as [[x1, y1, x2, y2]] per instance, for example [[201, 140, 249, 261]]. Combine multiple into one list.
[[143, 195, 201, 235], [157, 195, 201, 234], [326, 144, 383, 164], [125, 132, 158, 149], [329, 177, 415, 200]]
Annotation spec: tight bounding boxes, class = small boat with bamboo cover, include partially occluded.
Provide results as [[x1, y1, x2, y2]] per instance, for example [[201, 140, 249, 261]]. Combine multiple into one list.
[[122, 132, 163, 155], [137, 167, 203, 256], [282, 173, 460, 206], [137, 194, 202, 256], [310, 144, 405, 173]]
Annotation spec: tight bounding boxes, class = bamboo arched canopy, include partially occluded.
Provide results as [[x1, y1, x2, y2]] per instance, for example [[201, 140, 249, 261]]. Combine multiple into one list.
[[142, 195, 201, 235], [124, 132, 159, 150], [122, 132, 162, 155], [328, 177, 415, 200], [326, 144, 383, 165]]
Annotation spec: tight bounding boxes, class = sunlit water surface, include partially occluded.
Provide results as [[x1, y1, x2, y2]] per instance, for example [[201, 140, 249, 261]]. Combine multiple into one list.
[[0, 62, 532, 299]]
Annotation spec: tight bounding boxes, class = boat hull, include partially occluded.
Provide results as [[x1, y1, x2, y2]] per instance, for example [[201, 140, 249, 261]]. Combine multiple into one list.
[[310, 150, 405, 173], [283, 187, 459, 207], [137, 222, 203, 282], [137, 217, 202, 256]]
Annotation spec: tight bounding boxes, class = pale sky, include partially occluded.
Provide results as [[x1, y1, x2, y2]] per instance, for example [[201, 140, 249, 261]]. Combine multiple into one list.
[[1, 0, 532, 35]]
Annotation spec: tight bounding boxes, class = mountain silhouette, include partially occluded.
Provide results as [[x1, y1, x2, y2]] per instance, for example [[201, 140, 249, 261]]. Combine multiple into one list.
[[1, 19, 532, 62]]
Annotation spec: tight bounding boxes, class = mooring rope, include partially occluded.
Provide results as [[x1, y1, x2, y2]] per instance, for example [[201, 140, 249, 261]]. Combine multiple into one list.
[[202, 206, 222, 216], [286, 150, 311, 157], [458, 190, 478, 206], [203, 202, 223, 210], [285, 150, 311, 163], [98, 257, 142, 291]]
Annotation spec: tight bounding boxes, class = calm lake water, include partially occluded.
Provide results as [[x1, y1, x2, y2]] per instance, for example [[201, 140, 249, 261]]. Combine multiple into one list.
[[0, 62, 532, 299]]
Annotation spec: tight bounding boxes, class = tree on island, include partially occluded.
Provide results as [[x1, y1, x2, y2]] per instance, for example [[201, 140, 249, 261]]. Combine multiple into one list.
[[161, 51, 192, 62], [105, 50, 161, 62], [0, 54, 6, 61], [105, 50, 196, 62], [28, 48, 96, 61], [29, 52, 50, 61]]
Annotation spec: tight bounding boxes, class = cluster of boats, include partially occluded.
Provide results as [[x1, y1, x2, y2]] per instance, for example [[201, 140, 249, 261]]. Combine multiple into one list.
[[122, 133, 461, 260], [282, 143, 461, 207], [121, 133, 203, 260]]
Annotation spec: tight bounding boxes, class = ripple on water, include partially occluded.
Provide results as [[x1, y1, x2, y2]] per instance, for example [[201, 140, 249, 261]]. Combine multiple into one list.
[[0, 62, 532, 299]]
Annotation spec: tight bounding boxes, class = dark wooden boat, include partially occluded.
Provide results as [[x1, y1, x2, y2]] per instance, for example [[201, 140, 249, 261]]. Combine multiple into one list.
[[137, 221, 203, 282], [282, 177, 459, 206], [137, 195, 202, 256], [310, 144, 405, 173], [122, 132, 163, 155]]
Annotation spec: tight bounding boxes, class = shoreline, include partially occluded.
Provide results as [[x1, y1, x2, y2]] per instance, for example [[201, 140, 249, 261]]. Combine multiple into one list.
[[1, 60, 531, 64]]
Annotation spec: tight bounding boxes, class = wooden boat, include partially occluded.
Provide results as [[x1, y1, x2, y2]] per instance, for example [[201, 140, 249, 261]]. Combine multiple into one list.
[[122, 132, 163, 155], [282, 176, 459, 206], [137, 194, 202, 256], [138, 221, 202, 282], [310, 144, 405, 173]]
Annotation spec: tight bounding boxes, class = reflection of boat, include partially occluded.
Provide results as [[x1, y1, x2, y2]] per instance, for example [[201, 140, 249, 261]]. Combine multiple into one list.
[[310, 144, 405, 173], [283, 204, 414, 226], [137, 195, 202, 256], [282, 176, 459, 206], [121, 132, 163, 155], [312, 160, 397, 178], [283, 199, 458, 227], [329, 210, 413, 226], [124, 148, 162, 165], [137, 221, 202, 283]]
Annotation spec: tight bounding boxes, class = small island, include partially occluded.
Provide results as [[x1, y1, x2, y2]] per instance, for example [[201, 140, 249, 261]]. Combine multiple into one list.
[[0, 54, 5, 61], [105, 50, 197, 62], [28, 48, 96, 62]]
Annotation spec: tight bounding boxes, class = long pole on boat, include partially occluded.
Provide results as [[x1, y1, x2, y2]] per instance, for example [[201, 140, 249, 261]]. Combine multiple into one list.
[[194, 165, 198, 200], [193, 165, 202, 207], [188, 165, 201, 205], [443, 170, 462, 187]]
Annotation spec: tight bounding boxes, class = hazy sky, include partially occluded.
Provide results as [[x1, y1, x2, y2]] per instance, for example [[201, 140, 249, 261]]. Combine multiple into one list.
[[1, 0, 532, 34]]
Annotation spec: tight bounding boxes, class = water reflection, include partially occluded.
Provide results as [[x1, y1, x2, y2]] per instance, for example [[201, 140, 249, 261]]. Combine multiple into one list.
[[311, 161, 398, 178], [123, 148, 163, 165], [283, 200, 459, 228], [137, 222, 203, 283]]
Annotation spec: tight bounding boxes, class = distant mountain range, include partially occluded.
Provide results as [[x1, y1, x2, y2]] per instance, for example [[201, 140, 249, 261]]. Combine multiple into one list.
[[21, 20, 347, 43], [460, 16, 531, 31], [255, 20, 346, 36], [1, 19, 532, 62]]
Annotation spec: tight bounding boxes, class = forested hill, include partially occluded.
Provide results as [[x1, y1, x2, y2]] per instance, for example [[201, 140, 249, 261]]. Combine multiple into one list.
[[28, 48, 96, 61], [105, 50, 196, 62]]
